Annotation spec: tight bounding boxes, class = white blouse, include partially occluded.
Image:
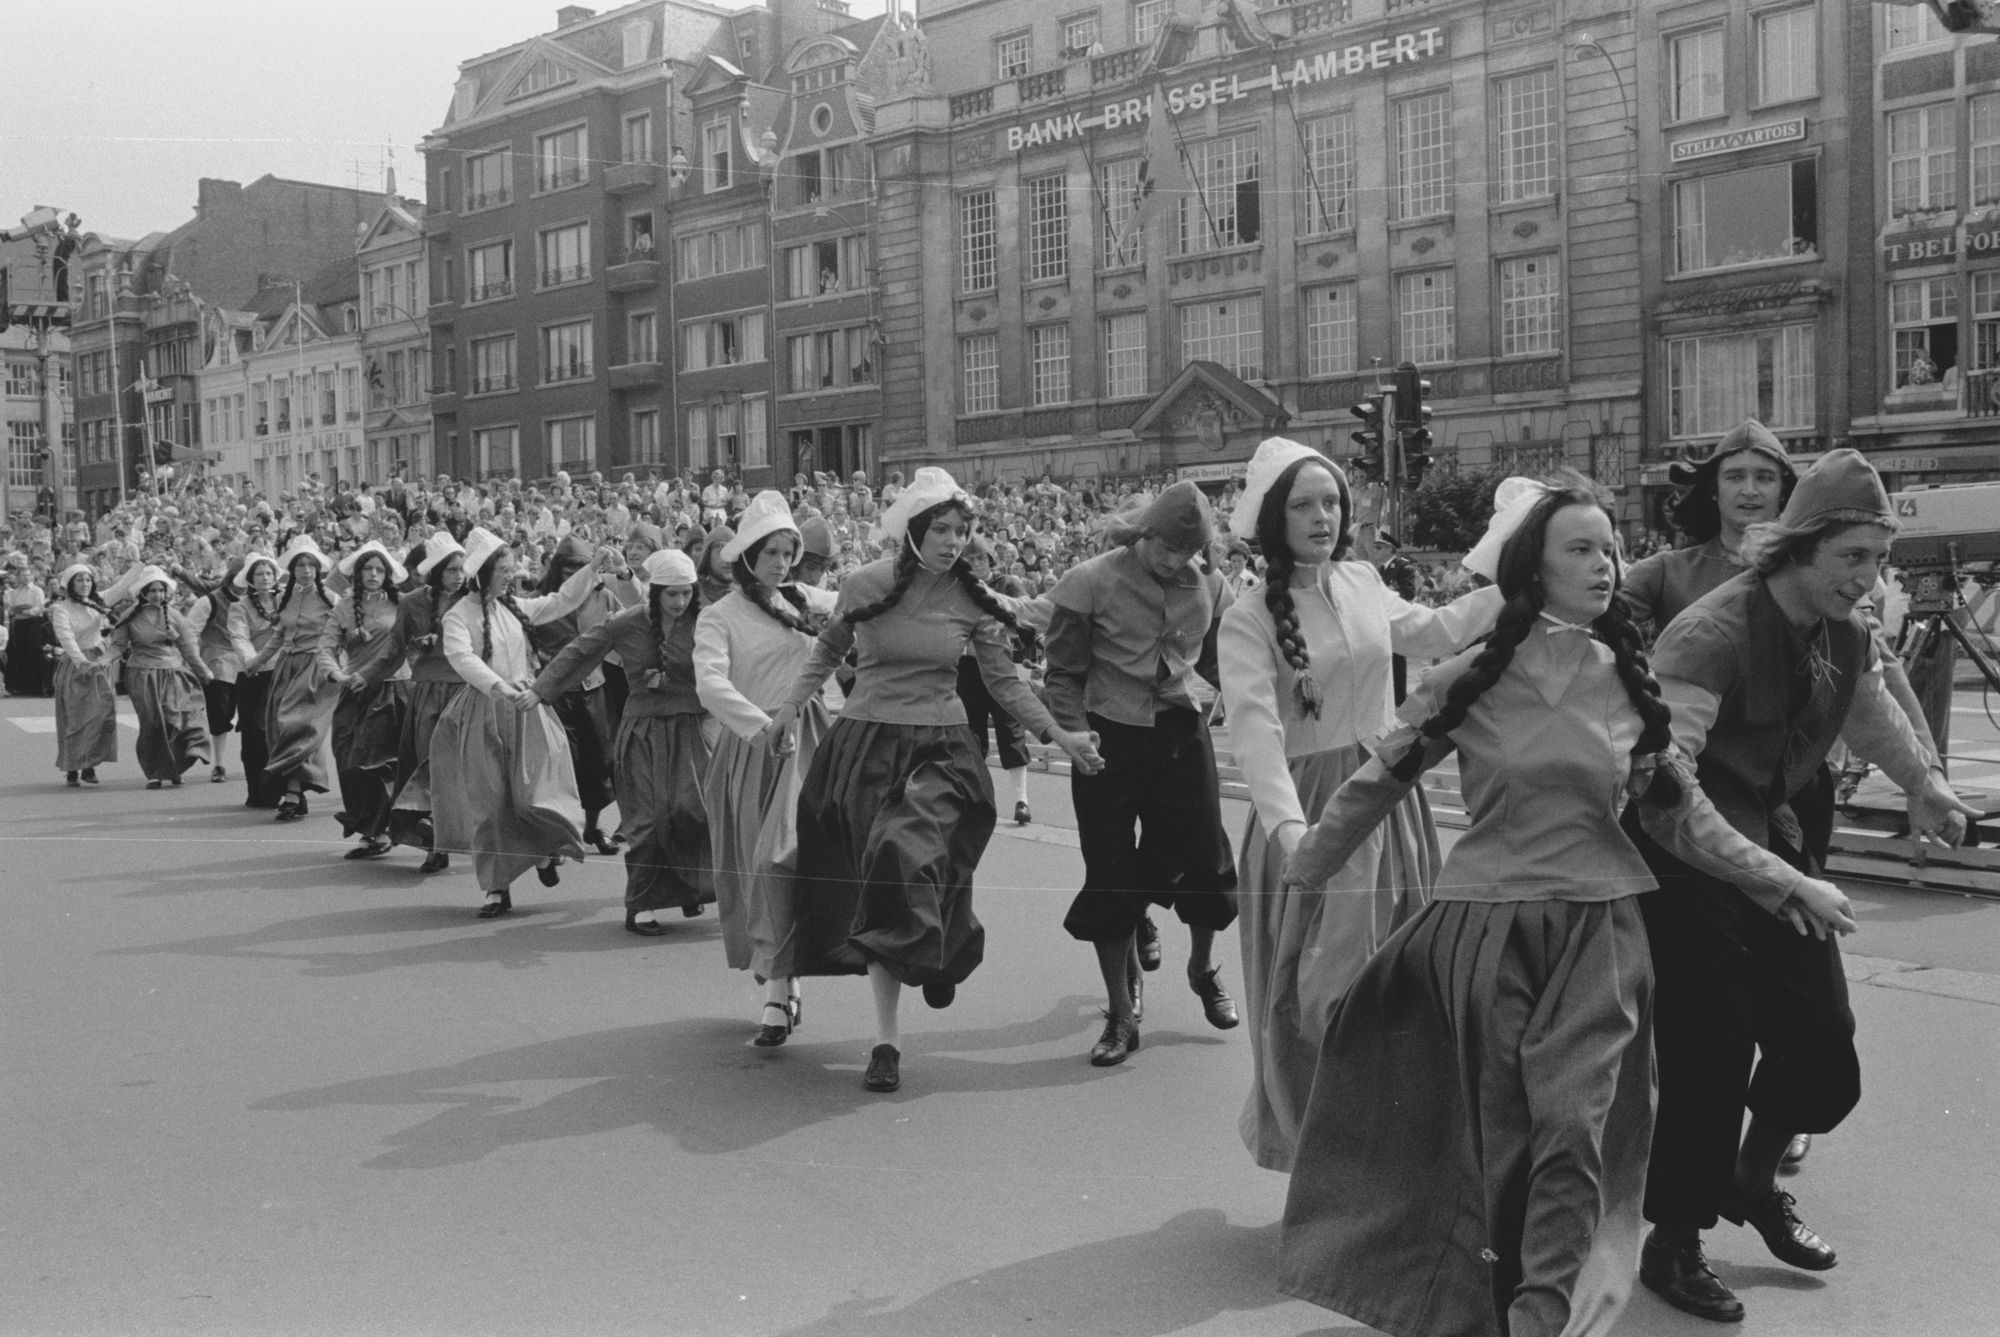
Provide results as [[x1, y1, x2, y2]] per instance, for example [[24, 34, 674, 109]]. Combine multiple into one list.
[[693, 585, 839, 740], [441, 565, 598, 699]]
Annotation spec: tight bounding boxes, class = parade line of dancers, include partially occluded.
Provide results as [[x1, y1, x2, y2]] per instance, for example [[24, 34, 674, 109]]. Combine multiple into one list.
[[33, 431, 1977, 1336]]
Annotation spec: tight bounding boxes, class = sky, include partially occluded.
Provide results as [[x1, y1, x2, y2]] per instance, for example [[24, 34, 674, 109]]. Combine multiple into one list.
[[4, 0, 882, 242]]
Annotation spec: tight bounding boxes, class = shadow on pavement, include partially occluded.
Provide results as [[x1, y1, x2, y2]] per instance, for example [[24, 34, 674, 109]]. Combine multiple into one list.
[[254, 997, 1197, 1167], [766, 1209, 1366, 1337]]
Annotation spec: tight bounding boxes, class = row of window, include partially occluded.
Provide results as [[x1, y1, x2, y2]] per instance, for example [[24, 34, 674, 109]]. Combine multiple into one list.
[[466, 321, 596, 394], [208, 367, 366, 437], [1666, 5, 1819, 125], [449, 219, 855, 302], [994, 1, 1170, 80], [4, 358, 69, 398], [448, 109, 745, 213]]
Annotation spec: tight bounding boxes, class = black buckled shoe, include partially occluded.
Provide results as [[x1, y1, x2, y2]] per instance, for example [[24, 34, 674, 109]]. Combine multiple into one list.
[[1088, 1013, 1140, 1067], [418, 850, 449, 874], [536, 859, 561, 887], [1721, 1186, 1837, 1271], [583, 827, 620, 856], [1640, 1232, 1744, 1323], [624, 910, 667, 937], [475, 889, 512, 920], [344, 838, 391, 860], [1136, 915, 1162, 972], [863, 1043, 901, 1092], [1188, 966, 1240, 1030], [1013, 800, 1032, 826], [753, 1002, 793, 1048]]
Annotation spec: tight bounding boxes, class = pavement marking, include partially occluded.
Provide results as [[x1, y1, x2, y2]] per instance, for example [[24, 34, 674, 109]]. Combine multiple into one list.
[[7, 713, 139, 733], [1845, 951, 2000, 1008]]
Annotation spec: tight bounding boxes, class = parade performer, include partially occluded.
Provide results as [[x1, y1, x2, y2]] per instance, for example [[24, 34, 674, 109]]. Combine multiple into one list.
[[1217, 435, 1501, 1170], [767, 469, 1101, 1093], [1625, 450, 1978, 1323], [377, 534, 467, 872], [184, 560, 250, 784], [49, 563, 117, 787], [226, 556, 284, 808], [528, 535, 623, 857], [693, 491, 838, 1045], [261, 536, 340, 822], [104, 566, 215, 788], [1275, 476, 1859, 1337], [533, 547, 714, 932], [434, 527, 607, 919], [1044, 481, 1238, 1068], [321, 541, 413, 860]]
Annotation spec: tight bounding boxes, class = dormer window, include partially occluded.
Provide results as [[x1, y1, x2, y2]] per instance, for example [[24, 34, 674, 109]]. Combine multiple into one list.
[[622, 19, 653, 68], [453, 78, 478, 120], [702, 117, 732, 192], [509, 53, 575, 101]]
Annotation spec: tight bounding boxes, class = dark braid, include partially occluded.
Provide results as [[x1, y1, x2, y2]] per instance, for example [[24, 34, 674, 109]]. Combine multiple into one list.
[[842, 541, 922, 625], [111, 585, 171, 632], [1252, 455, 1351, 719], [280, 563, 329, 614], [1388, 589, 1539, 783], [774, 582, 824, 634], [732, 538, 818, 635], [1595, 601, 1683, 806], [949, 559, 1037, 655], [65, 580, 112, 618], [350, 553, 399, 634]]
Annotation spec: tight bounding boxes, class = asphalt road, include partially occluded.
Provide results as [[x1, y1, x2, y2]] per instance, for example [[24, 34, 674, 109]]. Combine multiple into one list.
[[1, 695, 1996, 1337]]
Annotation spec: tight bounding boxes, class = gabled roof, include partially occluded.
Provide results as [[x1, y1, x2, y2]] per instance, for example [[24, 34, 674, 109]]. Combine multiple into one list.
[[1129, 359, 1290, 434], [358, 201, 423, 251]]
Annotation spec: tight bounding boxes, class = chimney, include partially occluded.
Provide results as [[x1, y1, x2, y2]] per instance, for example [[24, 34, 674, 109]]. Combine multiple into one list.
[[556, 5, 596, 26]]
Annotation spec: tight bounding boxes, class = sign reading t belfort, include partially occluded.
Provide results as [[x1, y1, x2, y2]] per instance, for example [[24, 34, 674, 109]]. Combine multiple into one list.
[[1005, 26, 1448, 152]]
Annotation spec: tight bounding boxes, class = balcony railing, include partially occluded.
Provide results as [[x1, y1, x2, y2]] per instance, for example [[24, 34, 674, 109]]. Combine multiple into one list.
[[465, 188, 512, 211], [605, 161, 661, 194], [950, 87, 994, 122], [537, 166, 588, 192], [1091, 48, 1143, 85], [1967, 367, 2000, 417], [540, 265, 589, 288], [609, 358, 663, 391], [606, 257, 661, 292], [1020, 68, 1066, 103], [469, 279, 514, 303], [470, 375, 517, 395], [543, 363, 594, 385]]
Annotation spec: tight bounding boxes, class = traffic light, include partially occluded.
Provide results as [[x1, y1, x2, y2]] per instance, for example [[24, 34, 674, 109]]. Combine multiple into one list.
[[1390, 361, 1435, 486], [1349, 392, 1388, 481]]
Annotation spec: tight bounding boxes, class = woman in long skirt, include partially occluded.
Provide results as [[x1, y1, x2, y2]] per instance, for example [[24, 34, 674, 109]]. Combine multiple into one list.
[[1273, 479, 1858, 1337], [766, 469, 1102, 1092], [693, 491, 839, 1044], [1217, 437, 1501, 1171], [185, 559, 247, 784], [533, 548, 713, 932], [321, 541, 413, 860], [262, 536, 340, 821], [227, 556, 284, 808], [49, 563, 117, 786], [528, 534, 623, 856], [434, 527, 610, 918], [104, 565, 214, 787], [379, 534, 467, 872]]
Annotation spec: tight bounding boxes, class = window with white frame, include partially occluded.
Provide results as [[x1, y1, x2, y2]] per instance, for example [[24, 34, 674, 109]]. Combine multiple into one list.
[[632, 407, 661, 461], [1973, 95, 2000, 206], [1890, 276, 1959, 387], [702, 117, 732, 192], [1179, 297, 1262, 379], [9, 421, 42, 488], [1494, 70, 1555, 204], [960, 189, 997, 292], [1099, 159, 1146, 266], [1972, 271, 2000, 369], [1397, 270, 1456, 365], [1133, 0, 1168, 46], [1755, 6, 1817, 104], [1027, 174, 1069, 281], [1304, 285, 1356, 377], [628, 311, 658, 364], [467, 240, 513, 301], [465, 149, 510, 210], [783, 235, 868, 299], [546, 415, 596, 470], [1666, 325, 1815, 437], [786, 327, 875, 391], [1301, 112, 1356, 234], [1887, 3, 1948, 50], [541, 320, 593, 383], [1062, 14, 1100, 57], [1668, 27, 1724, 122], [1102, 313, 1148, 398], [1498, 255, 1561, 357], [1030, 326, 1071, 405], [741, 396, 769, 468], [538, 222, 590, 287], [1394, 91, 1453, 219], [536, 125, 588, 191], [1179, 133, 1260, 253], [996, 31, 1032, 80], [676, 222, 765, 280], [962, 334, 1000, 413], [1672, 160, 1818, 273], [622, 111, 653, 163], [1889, 105, 1957, 216], [714, 400, 741, 466], [686, 403, 712, 467], [473, 424, 519, 478], [683, 312, 766, 370]]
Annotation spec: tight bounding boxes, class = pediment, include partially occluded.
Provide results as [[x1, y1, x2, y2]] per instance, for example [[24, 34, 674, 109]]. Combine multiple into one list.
[[1129, 359, 1289, 436], [686, 53, 749, 98]]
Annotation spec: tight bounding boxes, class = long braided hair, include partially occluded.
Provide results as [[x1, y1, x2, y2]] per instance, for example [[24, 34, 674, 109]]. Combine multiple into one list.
[[347, 551, 401, 636], [110, 578, 172, 632], [1386, 479, 1680, 804], [279, 556, 330, 616], [464, 546, 532, 663], [1253, 456, 1354, 720], [63, 571, 113, 618], [842, 501, 1035, 651], [647, 580, 703, 677], [731, 533, 823, 636], [241, 558, 279, 628]]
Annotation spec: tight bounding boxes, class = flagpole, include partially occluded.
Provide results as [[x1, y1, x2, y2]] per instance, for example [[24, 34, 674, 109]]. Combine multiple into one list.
[[113, 344, 127, 507], [1161, 83, 1223, 249]]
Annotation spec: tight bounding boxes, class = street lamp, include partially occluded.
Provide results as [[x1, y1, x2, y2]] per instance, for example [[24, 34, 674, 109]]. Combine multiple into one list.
[[668, 146, 690, 188], [1569, 33, 1636, 140]]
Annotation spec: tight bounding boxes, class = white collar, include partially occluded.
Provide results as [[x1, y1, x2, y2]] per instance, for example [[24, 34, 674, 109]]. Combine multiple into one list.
[[1539, 611, 1596, 636]]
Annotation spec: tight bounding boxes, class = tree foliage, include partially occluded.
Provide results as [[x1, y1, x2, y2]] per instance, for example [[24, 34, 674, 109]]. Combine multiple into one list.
[[1403, 468, 1502, 554]]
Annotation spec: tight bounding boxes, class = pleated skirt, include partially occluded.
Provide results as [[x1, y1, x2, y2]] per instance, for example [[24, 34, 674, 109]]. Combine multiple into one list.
[[1278, 896, 1655, 1337], [385, 678, 465, 848], [332, 679, 410, 838], [705, 698, 830, 978], [125, 665, 211, 781], [431, 689, 585, 892], [1238, 744, 1441, 1172], [613, 710, 715, 913], [263, 648, 336, 793], [53, 658, 118, 771], [792, 718, 995, 986]]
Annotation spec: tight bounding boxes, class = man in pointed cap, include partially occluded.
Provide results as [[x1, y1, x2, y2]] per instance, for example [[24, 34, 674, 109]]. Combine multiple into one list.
[[1625, 449, 1978, 1323]]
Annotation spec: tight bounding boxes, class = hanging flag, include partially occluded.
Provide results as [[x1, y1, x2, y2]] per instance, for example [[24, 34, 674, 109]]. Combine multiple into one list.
[[1135, 84, 1189, 232]]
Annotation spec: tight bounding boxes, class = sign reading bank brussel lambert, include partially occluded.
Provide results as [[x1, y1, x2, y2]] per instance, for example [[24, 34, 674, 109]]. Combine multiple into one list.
[[1005, 25, 1448, 153]]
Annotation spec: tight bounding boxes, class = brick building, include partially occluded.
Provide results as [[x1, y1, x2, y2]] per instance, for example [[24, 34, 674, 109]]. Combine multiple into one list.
[[357, 195, 435, 482], [1, 235, 74, 521]]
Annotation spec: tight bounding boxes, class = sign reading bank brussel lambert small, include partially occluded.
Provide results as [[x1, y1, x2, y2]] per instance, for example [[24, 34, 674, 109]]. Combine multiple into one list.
[[1005, 26, 1448, 153]]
